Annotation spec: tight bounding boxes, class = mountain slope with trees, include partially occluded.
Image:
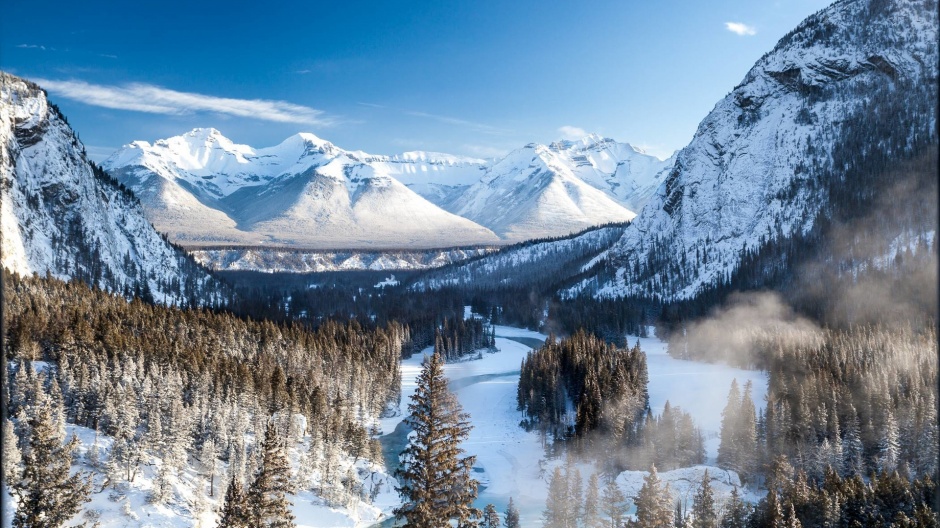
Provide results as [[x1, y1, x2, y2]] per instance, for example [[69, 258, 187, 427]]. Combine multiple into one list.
[[0, 73, 222, 306]]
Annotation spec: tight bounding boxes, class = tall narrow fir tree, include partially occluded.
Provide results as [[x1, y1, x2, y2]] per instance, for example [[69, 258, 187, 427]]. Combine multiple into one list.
[[394, 352, 480, 527]]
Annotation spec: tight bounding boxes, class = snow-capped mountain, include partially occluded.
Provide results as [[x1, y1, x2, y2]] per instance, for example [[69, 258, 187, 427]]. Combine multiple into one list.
[[445, 135, 671, 241], [104, 129, 671, 249], [103, 129, 500, 249], [567, 0, 938, 301], [0, 72, 220, 304]]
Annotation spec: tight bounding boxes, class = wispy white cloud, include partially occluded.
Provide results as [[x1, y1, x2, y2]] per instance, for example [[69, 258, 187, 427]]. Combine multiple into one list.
[[558, 125, 589, 140], [725, 22, 757, 36], [17, 44, 51, 50], [406, 111, 512, 136], [32, 78, 335, 125]]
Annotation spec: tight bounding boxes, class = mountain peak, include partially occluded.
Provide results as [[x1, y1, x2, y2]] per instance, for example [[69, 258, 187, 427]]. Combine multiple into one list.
[[550, 133, 611, 151], [186, 127, 224, 139]]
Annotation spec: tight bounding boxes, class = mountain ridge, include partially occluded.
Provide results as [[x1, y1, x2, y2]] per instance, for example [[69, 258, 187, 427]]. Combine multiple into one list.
[[0, 73, 222, 305], [103, 128, 671, 248], [566, 0, 938, 302]]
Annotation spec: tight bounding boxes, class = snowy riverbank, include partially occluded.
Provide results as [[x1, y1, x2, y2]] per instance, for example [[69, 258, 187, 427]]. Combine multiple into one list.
[[375, 322, 769, 525]]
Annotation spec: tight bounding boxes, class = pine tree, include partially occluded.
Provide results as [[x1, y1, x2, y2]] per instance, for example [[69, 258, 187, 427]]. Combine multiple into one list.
[[785, 503, 802, 528], [601, 476, 627, 528], [483, 504, 501, 528], [11, 399, 91, 528], [569, 467, 583, 526], [841, 411, 865, 476], [246, 421, 296, 528], [690, 470, 717, 528], [544, 467, 570, 528], [736, 381, 758, 479], [394, 352, 480, 527], [675, 499, 686, 528], [504, 497, 521, 528], [583, 473, 603, 528], [877, 410, 900, 473], [217, 475, 250, 528], [3, 417, 22, 485], [719, 488, 750, 528], [634, 465, 673, 528], [149, 462, 174, 504], [717, 380, 740, 472]]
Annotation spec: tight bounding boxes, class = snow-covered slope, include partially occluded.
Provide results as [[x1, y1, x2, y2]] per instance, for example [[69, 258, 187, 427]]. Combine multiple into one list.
[[412, 224, 629, 291], [0, 73, 219, 304], [570, 0, 938, 301], [446, 136, 671, 241], [104, 130, 500, 249], [190, 246, 496, 273]]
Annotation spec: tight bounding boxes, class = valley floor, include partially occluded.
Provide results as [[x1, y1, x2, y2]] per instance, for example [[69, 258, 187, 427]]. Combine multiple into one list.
[[374, 321, 768, 526], [2, 321, 768, 528]]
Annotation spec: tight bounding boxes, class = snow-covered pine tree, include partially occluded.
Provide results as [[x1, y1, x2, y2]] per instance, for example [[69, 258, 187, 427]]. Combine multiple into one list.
[[504, 497, 520, 528], [543, 467, 569, 528], [877, 409, 900, 473], [690, 470, 717, 528], [582, 473, 602, 528], [246, 420, 296, 528], [2, 417, 22, 484], [717, 380, 741, 472], [394, 351, 480, 527], [600, 476, 626, 528], [217, 474, 250, 528], [11, 398, 91, 528], [568, 465, 583, 526], [482, 504, 501, 528], [736, 381, 758, 478], [633, 465, 673, 528], [719, 487, 750, 528]]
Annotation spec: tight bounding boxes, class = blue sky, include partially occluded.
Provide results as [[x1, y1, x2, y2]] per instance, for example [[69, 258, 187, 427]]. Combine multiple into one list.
[[2, 0, 830, 161]]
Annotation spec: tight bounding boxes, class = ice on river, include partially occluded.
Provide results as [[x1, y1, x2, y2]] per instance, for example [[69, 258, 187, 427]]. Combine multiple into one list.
[[378, 323, 767, 525]]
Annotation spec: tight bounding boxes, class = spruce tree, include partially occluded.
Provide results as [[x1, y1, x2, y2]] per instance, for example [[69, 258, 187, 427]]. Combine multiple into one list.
[[394, 352, 480, 527], [736, 382, 757, 479], [601, 476, 627, 528], [568, 466, 583, 527], [634, 465, 673, 528], [482, 504, 501, 528], [690, 470, 717, 528], [717, 380, 741, 472], [504, 497, 520, 528], [719, 488, 750, 528], [3, 417, 22, 485], [583, 473, 602, 528], [544, 467, 569, 528], [11, 399, 90, 528], [246, 421, 296, 528], [217, 475, 250, 528]]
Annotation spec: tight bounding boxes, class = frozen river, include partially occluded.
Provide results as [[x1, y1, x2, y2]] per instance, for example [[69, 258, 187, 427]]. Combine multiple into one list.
[[375, 323, 768, 526]]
